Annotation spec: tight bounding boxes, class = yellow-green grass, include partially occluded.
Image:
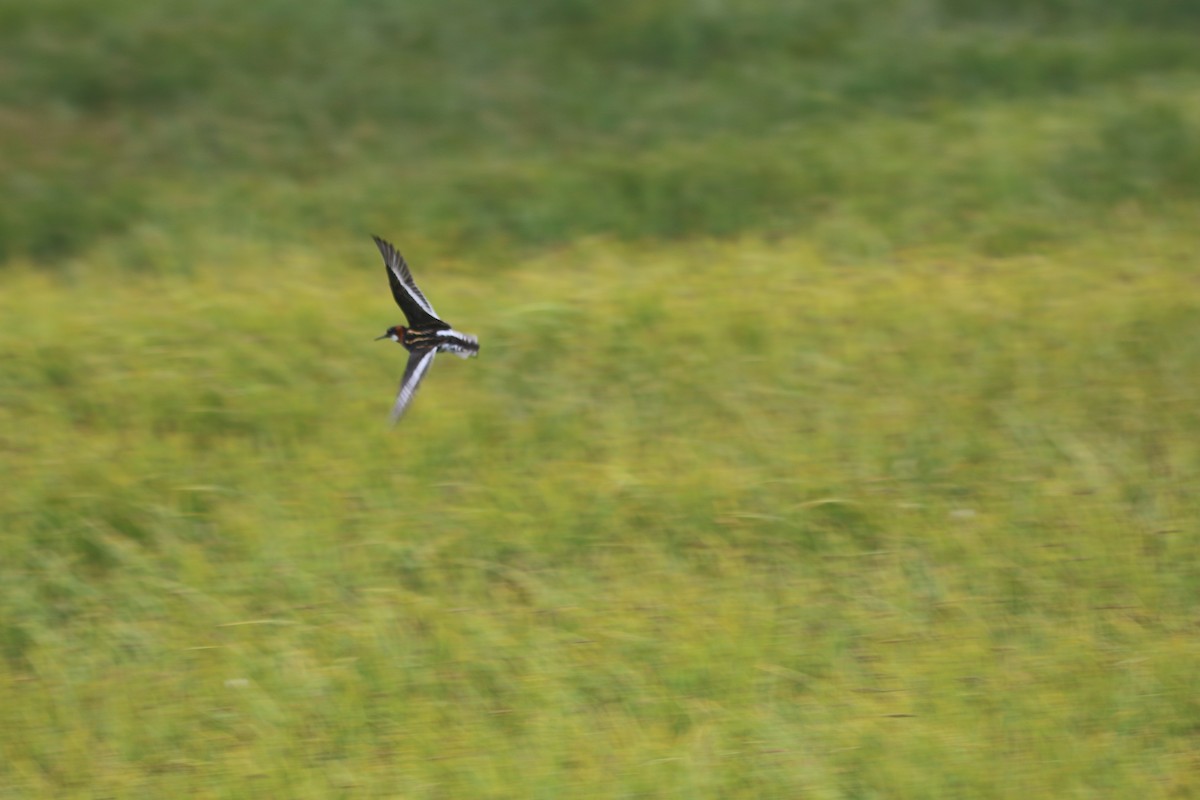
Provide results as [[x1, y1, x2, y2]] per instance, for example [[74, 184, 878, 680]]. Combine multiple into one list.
[[1, 232, 1198, 797]]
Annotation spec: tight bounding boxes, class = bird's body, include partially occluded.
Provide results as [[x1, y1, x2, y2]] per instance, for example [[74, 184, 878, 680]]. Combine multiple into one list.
[[373, 235, 478, 423]]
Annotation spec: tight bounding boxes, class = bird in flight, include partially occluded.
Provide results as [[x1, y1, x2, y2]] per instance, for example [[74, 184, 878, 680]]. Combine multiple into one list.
[[373, 235, 478, 424]]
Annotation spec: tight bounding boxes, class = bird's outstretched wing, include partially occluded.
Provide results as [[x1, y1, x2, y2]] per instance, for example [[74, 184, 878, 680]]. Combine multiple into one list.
[[390, 348, 438, 424], [373, 235, 448, 329]]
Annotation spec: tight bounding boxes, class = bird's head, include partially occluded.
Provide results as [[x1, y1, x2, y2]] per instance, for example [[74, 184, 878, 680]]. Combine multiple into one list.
[[375, 325, 406, 343]]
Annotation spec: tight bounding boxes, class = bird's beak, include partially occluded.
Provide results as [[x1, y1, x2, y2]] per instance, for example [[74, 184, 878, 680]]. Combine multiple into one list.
[[375, 333, 390, 341]]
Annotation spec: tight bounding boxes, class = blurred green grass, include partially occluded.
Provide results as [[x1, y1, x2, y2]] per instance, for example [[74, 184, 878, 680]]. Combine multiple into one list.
[[4, 1, 1200, 796], [2, 235, 1200, 796], [3, 0, 1200, 262]]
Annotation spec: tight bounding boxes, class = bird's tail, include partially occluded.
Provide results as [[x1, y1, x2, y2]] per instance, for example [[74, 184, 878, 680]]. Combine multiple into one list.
[[443, 331, 479, 359]]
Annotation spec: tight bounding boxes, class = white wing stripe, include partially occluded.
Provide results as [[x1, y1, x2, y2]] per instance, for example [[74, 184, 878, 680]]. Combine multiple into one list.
[[381, 244, 439, 319], [390, 350, 437, 424], [389, 264, 438, 318]]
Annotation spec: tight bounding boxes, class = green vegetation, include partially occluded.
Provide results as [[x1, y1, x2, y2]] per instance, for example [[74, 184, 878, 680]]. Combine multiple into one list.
[[4, 0, 1200, 262], [2, 1, 1200, 797]]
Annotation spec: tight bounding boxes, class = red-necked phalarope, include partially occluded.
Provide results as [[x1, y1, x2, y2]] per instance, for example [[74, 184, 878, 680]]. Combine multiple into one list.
[[372, 235, 478, 424]]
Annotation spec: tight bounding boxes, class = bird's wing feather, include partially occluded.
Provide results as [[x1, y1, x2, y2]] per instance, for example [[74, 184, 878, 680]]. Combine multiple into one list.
[[390, 348, 437, 424], [373, 235, 447, 329]]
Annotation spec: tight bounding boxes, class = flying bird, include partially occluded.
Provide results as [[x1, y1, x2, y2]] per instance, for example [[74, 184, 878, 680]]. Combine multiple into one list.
[[373, 235, 478, 424]]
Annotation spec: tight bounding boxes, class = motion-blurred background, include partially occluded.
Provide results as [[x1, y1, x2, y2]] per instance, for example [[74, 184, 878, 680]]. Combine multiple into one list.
[[6, 0, 1200, 262], [2, 1, 1199, 796]]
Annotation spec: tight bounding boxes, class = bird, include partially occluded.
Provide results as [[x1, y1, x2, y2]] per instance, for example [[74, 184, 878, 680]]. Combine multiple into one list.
[[372, 235, 478, 424]]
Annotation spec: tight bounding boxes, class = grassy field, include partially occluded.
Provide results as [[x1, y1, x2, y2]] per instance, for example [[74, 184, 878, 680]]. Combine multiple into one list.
[[3, 0, 1200, 797], [3, 235, 1199, 797]]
